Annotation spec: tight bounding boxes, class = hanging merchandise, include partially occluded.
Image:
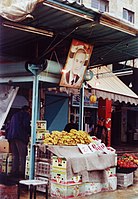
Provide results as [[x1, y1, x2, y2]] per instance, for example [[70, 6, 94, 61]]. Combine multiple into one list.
[[89, 94, 97, 104]]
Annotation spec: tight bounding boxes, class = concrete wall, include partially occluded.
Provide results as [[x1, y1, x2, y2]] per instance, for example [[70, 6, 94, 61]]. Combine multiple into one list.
[[82, 0, 138, 27], [109, 0, 138, 27]]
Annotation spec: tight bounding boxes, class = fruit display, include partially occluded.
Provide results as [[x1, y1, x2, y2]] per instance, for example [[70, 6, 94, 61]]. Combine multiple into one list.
[[117, 153, 138, 168], [43, 129, 94, 146]]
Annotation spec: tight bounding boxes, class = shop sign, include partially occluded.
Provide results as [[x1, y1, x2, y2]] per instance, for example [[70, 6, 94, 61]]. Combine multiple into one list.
[[72, 94, 98, 108]]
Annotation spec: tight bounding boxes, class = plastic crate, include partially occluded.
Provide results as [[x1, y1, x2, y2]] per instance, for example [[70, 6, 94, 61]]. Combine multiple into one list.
[[35, 176, 49, 193], [35, 162, 50, 177], [35, 146, 52, 162], [117, 172, 133, 188]]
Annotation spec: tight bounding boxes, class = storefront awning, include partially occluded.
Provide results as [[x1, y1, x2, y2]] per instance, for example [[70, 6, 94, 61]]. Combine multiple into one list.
[[87, 66, 138, 105]]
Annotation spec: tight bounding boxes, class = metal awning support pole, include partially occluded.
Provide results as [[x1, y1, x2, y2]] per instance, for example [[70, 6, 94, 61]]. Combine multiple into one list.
[[79, 83, 84, 130], [29, 74, 39, 179]]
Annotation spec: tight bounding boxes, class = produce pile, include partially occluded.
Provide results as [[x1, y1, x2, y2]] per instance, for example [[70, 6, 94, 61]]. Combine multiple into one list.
[[117, 153, 138, 168], [44, 129, 93, 146]]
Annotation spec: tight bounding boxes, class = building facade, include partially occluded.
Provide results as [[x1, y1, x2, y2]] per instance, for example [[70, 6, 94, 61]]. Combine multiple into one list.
[[76, 0, 138, 27]]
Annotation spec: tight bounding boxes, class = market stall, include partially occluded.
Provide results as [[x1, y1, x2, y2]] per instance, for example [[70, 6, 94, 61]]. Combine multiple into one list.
[[28, 128, 118, 198]]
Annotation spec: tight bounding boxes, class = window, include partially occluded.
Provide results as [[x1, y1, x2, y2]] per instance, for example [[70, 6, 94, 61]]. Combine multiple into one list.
[[91, 0, 109, 12], [76, 0, 83, 4], [123, 8, 134, 23]]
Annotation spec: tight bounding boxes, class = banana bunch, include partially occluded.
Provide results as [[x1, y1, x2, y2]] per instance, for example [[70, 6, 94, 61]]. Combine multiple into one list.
[[43, 129, 93, 146]]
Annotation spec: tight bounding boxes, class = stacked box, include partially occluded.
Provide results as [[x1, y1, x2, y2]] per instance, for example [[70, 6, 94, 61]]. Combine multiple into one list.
[[3, 154, 12, 174], [0, 153, 12, 174], [35, 149, 117, 197], [25, 156, 30, 179], [0, 140, 10, 153], [117, 172, 133, 188], [108, 176, 117, 191], [51, 169, 82, 185], [115, 154, 118, 166], [51, 156, 82, 185], [84, 182, 102, 196], [0, 155, 3, 173], [27, 147, 31, 157], [36, 131, 46, 141], [52, 156, 67, 170], [25, 143, 31, 179], [50, 155, 118, 198], [50, 155, 84, 198], [105, 167, 116, 177], [36, 120, 47, 130], [50, 182, 85, 198], [81, 167, 117, 196], [35, 120, 48, 142], [84, 175, 117, 196], [102, 167, 117, 191]]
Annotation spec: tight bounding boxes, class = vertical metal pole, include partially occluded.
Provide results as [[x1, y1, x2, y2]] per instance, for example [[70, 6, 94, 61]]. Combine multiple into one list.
[[79, 83, 84, 130], [29, 74, 39, 179]]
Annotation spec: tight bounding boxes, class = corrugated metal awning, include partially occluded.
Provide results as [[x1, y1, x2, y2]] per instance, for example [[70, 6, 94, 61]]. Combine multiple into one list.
[[87, 66, 138, 105], [0, 0, 138, 66]]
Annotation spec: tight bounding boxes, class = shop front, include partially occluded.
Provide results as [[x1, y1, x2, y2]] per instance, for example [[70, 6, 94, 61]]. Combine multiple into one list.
[[0, 2, 138, 197]]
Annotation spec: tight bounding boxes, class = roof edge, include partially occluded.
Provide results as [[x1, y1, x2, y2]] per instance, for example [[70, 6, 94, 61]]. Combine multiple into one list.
[[99, 12, 138, 36]]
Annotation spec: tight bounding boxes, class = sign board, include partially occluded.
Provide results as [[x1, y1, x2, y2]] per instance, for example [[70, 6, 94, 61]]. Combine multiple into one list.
[[72, 94, 98, 108], [77, 144, 93, 154]]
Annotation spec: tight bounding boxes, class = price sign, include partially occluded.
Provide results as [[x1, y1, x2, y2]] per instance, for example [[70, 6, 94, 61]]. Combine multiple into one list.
[[106, 147, 116, 154], [89, 143, 106, 153], [88, 143, 98, 152], [77, 144, 93, 154]]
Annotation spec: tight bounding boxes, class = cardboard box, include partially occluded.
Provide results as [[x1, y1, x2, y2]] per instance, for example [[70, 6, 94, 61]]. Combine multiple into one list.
[[50, 182, 85, 198], [51, 169, 82, 185], [105, 167, 116, 177], [36, 132, 46, 141], [36, 120, 47, 130], [2, 161, 12, 174], [108, 176, 117, 191], [0, 153, 8, 162], [84, 176, 117, 196], [0, 140, 10, 153], [101, 182, 109, 192], [52, 156, 67, 170], [84, 182, 102, 196], [117, 172, 133, 187], [0, 153, 12, 174]]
